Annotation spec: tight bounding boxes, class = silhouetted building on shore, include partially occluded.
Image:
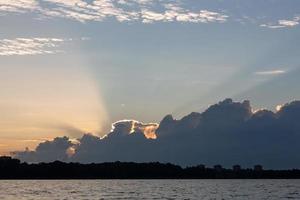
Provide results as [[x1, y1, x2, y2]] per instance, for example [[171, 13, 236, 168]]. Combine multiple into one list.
[[197, 164, 206, 170], [233, 165, 241, 172], [214, 165, 223, 172], [254, 165, 263, 171]]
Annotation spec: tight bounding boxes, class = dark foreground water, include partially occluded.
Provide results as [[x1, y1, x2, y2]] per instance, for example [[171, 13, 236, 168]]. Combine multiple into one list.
[[0, 180, 299, 199]]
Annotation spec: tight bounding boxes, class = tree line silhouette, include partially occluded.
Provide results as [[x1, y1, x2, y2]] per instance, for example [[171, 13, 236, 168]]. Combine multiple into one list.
[[1, 156, 300, 179]]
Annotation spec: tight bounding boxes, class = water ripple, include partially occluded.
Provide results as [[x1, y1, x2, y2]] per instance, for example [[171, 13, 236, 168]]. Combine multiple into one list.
[[0, 180, 299, 200]]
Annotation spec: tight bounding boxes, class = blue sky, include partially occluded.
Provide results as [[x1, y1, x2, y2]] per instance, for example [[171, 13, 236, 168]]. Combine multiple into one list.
[[0, 0, 300, 153]]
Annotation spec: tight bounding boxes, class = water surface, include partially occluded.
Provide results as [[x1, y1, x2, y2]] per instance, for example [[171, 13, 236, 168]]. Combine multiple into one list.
[[0, 180, 299, 199]]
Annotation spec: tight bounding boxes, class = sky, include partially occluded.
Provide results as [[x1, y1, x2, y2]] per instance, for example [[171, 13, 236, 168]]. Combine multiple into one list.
[[0, 0, 300, 155]]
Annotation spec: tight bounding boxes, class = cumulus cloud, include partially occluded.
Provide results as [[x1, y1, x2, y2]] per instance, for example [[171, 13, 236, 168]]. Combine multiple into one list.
[[110, 119, 158, 139], [13, 98, 300, 169], [12, 136, 74, 163], [0, 37, 69, 56], [0, 0, 228, 23]]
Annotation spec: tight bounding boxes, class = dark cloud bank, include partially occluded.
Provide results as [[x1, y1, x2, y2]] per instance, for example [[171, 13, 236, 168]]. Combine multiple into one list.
[[13, 99, 300, 169]]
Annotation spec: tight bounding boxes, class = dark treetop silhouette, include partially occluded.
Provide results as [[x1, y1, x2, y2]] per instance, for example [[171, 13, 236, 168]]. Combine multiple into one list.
[[1, 156, 300, 179], [12, 99, 300, 169]]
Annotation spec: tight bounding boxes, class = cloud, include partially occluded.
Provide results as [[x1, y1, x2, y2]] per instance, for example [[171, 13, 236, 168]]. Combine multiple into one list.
[[261, 16, 300, 29], [0, 0, 228, 23], [141, 8, 228, 24], [0, 37, 69, 56], [255, 70, 286, 75], [13, 98, 300, 168], [0, 0, 38, 13], [278, 20, 299, 27], [110, 119, 158, 139], [12, 136, 74, 163]]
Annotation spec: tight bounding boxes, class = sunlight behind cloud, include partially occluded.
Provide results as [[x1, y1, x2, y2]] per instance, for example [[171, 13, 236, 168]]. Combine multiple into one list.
[[276, 104, 283, 111], [0, 63, 108, 154], [110, 119, 158, 139]]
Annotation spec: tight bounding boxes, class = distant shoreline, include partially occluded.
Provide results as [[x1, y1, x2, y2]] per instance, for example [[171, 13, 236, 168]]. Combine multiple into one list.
[[1, 157, 300, 179]]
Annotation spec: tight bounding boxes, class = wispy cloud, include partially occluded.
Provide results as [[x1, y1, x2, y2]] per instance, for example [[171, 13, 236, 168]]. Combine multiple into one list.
[[261, 16, 300, 29], [141, 6, 228, 24], [255, 70, 286, 75], [0, 0, 229, 23], [0, 0, 38, 13], [0, 37, 69, 56]]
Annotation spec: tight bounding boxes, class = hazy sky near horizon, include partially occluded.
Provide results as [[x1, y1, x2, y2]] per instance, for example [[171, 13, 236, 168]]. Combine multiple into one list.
[[0, 0, 300, 154]]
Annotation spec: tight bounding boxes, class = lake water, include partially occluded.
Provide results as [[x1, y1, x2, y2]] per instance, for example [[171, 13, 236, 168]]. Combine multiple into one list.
[[0, 180, 299, 199]]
